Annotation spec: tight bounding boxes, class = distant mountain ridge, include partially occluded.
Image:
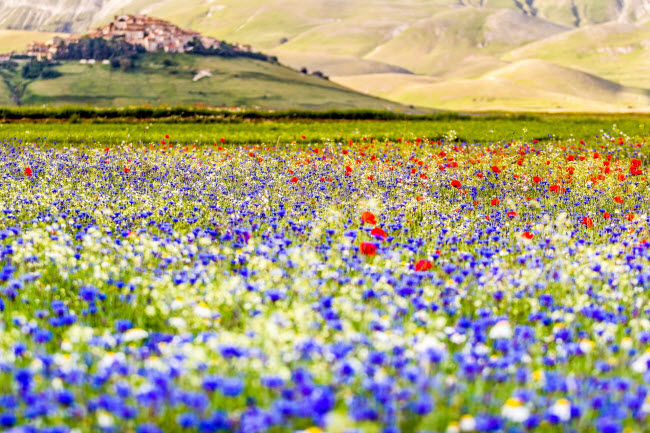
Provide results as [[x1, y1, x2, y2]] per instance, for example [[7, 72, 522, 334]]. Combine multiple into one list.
[[1, 0, 648, 33], [1, 0, 649, 111]]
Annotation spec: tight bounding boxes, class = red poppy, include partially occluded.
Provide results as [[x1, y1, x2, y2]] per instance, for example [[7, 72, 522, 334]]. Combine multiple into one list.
[[627, 213, 635, 222], [491, 166, 501, 174], [220, 137, 226, 143], [415, 259, 433, 272], [24, 167, 32, 177], [360, 242, 377, 256], [370, 227, 387, 240], [290, 176, 298, 183], [532, 176, 541, 183], [603, 212, 611, 219], [361, 211, 377, 225], [614, 196, 624, 204], [124, 167, 130, 174], [630, 167, 643, 175], [582, 216, 594, 228], [451, 179, 461, 188], [522, 231, 534, 240], [165, 134, 170, 139], [490, 198, 500, 206], [507, 211, 517, 218]]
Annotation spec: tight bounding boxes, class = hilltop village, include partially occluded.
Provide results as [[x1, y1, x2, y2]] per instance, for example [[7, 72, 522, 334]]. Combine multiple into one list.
[[23, 15, 252, 61]]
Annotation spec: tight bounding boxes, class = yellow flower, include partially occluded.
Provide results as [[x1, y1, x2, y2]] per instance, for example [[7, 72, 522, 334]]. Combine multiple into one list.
[[504, 397, 523, 407]]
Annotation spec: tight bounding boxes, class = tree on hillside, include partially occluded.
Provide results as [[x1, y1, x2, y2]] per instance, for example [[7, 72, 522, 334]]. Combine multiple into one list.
[[55, 37, 145, 61]]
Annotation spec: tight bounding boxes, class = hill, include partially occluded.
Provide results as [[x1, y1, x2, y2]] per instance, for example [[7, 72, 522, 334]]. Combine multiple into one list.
[[361, 8, 569, 76], [1, 0, 650, 111], [334, 60, 650, 112], [0, 30, 63, 53], [3, 1, 648, 38], [0, 53, 411, 110], [503, 21, 650, 89]]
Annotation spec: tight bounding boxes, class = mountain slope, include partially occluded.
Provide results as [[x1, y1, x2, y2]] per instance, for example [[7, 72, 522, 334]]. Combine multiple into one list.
[[504, 20, 650, 89], [333, 60, 650, 111], [0, 30, 63, 53], [1, 0, 650, 111], [362, 8, 569, 76], [0, 0, 103, 32], [3, 53, 411, 110], [2, 0, 648, 36]]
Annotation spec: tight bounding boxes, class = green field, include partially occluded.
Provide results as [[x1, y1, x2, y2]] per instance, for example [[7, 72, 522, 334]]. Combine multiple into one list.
[[0, 53, 408, 110], [1, 114, 648, 148]]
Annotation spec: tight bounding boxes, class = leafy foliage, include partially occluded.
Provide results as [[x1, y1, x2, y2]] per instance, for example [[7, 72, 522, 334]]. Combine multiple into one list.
[[54, 37, 145, 61]]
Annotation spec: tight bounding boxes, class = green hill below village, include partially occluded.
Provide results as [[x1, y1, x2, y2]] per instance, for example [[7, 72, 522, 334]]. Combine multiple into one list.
[[0, 53, 409, 110]]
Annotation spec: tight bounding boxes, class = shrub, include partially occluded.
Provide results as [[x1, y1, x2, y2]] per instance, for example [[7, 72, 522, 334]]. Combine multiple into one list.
[[21, 61, 44, 79], [40, 68, 62, 79]]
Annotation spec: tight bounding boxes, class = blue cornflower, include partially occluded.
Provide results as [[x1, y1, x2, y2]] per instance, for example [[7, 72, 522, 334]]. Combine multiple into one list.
[[136, 423, 163, 433], [177, 412, 199, 429]]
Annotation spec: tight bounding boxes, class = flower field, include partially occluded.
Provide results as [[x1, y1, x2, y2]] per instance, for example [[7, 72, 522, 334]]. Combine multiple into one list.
[[0, 120, 649, 433]]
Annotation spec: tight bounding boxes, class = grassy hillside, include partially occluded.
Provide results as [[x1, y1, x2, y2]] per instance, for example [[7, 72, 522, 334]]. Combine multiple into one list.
[[1, 0, 648, 112], [266, 51, 412, 77], [0, 53, 410, 110], [0, 30, 63, 53], [504, 21, 650, 89], [363, 8, 568, 76], [91, 0, 453, 49], [3, 0, 646, 37], [0, 76, 13, 105], [333, 61, 650, 112]]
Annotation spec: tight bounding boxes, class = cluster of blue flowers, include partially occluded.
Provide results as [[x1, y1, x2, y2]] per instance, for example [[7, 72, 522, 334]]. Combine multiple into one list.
[[0, 131, 648, 433]]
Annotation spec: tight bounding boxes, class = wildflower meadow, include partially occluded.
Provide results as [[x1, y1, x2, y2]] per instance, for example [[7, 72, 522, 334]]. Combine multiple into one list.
[[0, 119, 649, 433]]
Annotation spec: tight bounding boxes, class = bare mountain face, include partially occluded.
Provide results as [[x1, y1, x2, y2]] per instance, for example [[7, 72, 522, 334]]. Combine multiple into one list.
[[0, 0, 106, 32], [1, 0, 649, 111], [1, 0, 648, 33]]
